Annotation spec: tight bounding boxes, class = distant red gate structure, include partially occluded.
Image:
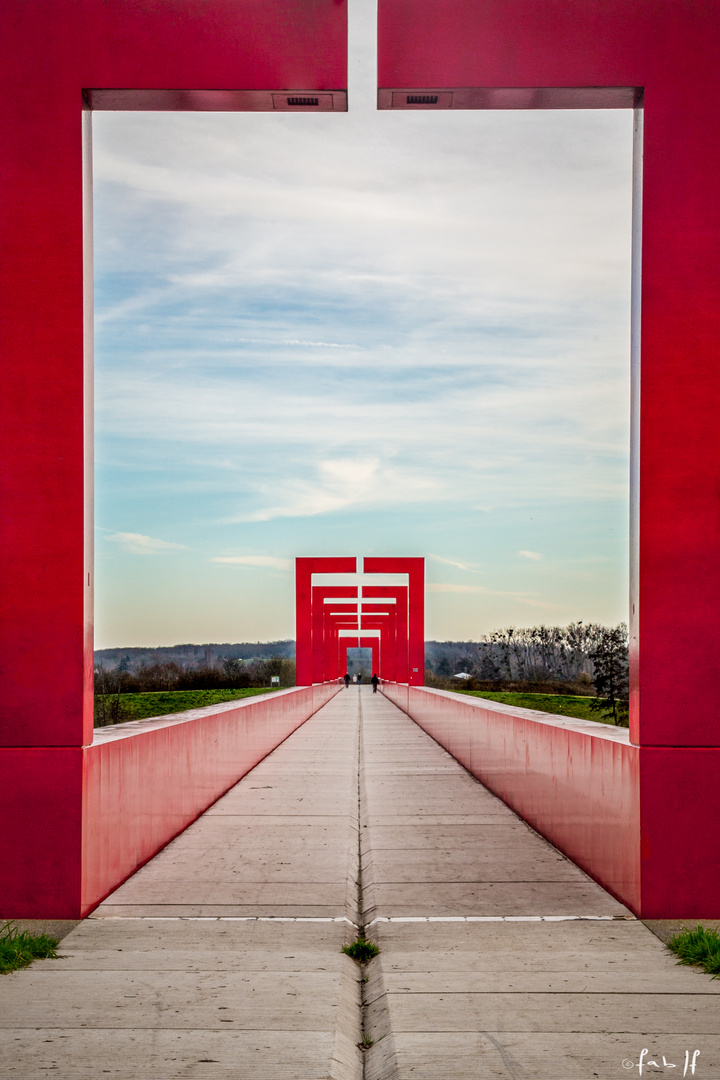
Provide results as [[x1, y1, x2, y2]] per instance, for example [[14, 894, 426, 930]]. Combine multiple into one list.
[[295, 557, 424, 685]]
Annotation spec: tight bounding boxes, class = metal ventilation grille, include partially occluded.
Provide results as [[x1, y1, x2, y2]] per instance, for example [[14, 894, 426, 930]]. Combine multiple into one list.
[[389, 90, 454, 109], [272, 93, 337, 110]]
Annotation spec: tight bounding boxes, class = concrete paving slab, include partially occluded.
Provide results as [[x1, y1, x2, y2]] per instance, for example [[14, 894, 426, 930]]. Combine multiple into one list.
[[93, 904, 350, 918], [0, 1030, 359, 1080], [373, 989, 720, 1035], [0, 967, 356, 1029], [364, 848, 593, 883], [363, 881, 630, 918], [384, 1032, 720, 1080], [361, 823, 531, 849], [380, 969, 720, 994], [367, 919, 700, 969]]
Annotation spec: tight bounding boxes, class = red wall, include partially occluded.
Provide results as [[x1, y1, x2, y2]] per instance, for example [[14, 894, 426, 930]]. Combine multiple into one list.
[[0, 684, 339, 918], [384, 685, 720, 918]]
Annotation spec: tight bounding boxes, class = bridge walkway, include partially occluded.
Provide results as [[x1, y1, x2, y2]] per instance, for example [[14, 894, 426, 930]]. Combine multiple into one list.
[[1, 686, 718, 1078]]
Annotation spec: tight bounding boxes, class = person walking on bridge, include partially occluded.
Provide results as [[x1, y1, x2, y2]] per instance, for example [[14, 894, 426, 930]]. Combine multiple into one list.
[[371, 673, 379, 693], [344, 673, 350, 689]]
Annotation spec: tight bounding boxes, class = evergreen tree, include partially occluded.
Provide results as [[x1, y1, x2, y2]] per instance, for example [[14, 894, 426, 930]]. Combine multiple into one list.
[[589, 624, 629, 726]]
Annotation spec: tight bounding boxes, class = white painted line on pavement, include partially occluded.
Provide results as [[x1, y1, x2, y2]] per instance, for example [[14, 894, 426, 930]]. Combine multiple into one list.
[[88, 915, 359, 924], [366, 914, 636, 925]]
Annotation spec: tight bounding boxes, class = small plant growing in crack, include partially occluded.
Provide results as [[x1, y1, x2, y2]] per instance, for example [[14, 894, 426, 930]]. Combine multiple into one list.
[[343, 936, 379, 963], [359, 1035, 374, 1050]]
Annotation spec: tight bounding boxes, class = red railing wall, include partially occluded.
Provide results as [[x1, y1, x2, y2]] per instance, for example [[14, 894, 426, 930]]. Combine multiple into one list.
[[1, 684, 339, 918], [382, 684, 720, 918]]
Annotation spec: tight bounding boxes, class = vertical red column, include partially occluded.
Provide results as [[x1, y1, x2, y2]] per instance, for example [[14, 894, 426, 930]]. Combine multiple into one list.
[[295, 558, 355, 684], [363, 585, 408, 682], [365, 558, 424, 684], [360, 638, 380, 676], [362, 602, 397, 680], [320, 598, 358, 680], [310, 587, 356, 683]]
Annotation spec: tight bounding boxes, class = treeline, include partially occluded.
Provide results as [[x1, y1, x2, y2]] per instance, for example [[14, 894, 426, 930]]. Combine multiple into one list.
[[95, 640, 295, 674], [426, 623, 604, 687], [95, 656, 296, 695], [426, 623, 629, 725]]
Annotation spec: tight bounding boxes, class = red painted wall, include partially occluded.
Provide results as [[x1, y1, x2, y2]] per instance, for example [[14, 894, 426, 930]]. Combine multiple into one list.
[[296, 558, 356, 685], [384, 684, 720, 918], [365, 557, 424, 684], [0, 684, 339, 918]]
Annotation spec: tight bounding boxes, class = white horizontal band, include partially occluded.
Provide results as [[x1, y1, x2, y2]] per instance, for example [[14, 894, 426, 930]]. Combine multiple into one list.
[[89, 915, 358, 924], [366, 914, 635, 925]]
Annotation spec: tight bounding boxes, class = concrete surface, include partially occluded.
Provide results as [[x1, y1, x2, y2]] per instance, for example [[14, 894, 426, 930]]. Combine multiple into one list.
[[2, 686, 719, 1080]]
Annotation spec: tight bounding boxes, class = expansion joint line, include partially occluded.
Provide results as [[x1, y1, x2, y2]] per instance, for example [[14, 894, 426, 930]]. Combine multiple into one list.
[[356, 689, 370, 1073]]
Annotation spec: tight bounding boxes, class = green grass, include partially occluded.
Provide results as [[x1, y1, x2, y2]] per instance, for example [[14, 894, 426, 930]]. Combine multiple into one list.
[[94, 686, 282, 725], [458, 690, 615, 724], [0, 922, 59, 974], [343, 937, 380, 963], [667, 925, 720, 977]]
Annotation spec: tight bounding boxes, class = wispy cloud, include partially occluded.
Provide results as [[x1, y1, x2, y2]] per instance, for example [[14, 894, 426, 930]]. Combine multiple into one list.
[[231, 456, 443, 523], [428, 583, 529, 597], [211, 555, 292, 571], [429, 554, 483, 573], [106, 532, 187, 555], [518, 550, 543, 561], [427, 582, 563, 612]]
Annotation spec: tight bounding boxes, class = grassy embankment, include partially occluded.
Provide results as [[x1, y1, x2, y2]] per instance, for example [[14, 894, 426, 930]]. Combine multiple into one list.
[[457, 690, 616, 725], [94, 686, 281, 726]]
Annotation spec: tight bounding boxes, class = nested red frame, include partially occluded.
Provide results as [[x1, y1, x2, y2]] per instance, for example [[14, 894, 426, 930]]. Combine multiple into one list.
[[295, 558, 424, 685]]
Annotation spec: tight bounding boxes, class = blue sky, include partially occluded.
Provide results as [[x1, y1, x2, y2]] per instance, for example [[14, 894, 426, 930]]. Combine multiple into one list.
[[93, 0, 633, 648]]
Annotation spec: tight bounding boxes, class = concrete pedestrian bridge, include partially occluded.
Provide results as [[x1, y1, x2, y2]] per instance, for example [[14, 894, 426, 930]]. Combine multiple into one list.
[[2, 687, 718, 1079]]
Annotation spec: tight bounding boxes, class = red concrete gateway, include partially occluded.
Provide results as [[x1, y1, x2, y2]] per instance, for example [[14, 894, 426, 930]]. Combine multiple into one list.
[[295, 557, 424, 685], [2, 0, 720, 921]]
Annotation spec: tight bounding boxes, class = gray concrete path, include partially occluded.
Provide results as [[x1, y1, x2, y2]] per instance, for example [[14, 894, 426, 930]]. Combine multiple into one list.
[[1, 686, 720, 1080]]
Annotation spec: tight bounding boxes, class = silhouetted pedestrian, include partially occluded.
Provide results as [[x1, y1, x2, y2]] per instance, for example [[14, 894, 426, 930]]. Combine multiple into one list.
[[357, 672, 362, 685], [371, 674, 379, 693], [344, 673, 350, 689]]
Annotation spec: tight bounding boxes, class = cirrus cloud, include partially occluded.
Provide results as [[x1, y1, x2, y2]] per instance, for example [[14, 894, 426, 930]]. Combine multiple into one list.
[[106, 532, 187, 556], [211, 555, 292, 571]]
